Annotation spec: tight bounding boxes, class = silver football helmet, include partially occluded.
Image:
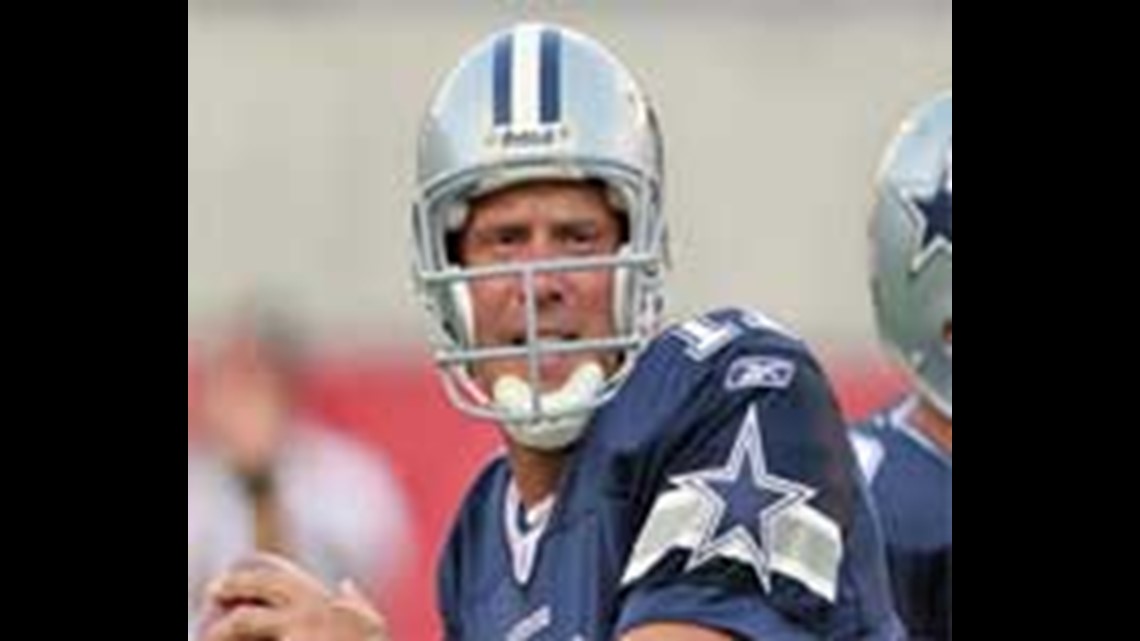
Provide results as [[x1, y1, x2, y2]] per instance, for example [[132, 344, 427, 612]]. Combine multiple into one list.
[[871, 91, 952, 419], [412, 23, 668, 449]]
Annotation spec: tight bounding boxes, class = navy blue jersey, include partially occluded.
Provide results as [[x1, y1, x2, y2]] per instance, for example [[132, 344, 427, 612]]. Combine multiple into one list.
[[439, 309, 903, 640], [851, 398, 952, 641]]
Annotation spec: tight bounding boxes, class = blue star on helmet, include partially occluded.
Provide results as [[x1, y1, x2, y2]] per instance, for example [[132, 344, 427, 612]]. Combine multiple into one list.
[[906, 145, 953, 273], [672, 404, 817, 593]]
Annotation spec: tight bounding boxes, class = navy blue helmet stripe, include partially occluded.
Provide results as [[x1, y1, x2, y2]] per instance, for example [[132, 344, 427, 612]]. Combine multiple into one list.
[[492, 33, 513, 127], [539, 28, 562, 124]]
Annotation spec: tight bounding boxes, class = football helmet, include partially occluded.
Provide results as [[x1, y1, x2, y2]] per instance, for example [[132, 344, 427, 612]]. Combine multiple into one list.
[[870, 92, 952, 418], [412, 23, 668, 448]]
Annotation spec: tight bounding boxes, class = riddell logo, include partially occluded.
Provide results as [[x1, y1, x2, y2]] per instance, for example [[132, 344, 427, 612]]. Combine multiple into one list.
[[499, 128, 558, 148]]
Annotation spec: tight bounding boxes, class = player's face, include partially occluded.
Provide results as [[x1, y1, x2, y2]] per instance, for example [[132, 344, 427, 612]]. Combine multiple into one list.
[[459, 180, 623, 394]]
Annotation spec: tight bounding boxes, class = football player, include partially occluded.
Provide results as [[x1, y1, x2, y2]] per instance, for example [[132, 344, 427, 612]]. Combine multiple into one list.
[[851, 92, 952, 641], [200, 23, 904, 641]]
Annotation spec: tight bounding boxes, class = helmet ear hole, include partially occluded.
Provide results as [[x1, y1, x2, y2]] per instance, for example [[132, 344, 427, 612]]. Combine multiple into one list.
[[445, 229, 464, 266]]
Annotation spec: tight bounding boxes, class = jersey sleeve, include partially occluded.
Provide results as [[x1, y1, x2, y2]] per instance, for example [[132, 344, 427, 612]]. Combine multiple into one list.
[[615, 311, 900, 639]]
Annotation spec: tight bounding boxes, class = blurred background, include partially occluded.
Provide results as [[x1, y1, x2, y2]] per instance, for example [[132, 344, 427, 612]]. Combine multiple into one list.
[[188, 2, 950, 638]]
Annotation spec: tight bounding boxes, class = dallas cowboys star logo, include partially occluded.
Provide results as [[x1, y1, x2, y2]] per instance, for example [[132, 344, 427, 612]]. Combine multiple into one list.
[[904, 143, 953, 273], [671, 404, 817, 593]]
